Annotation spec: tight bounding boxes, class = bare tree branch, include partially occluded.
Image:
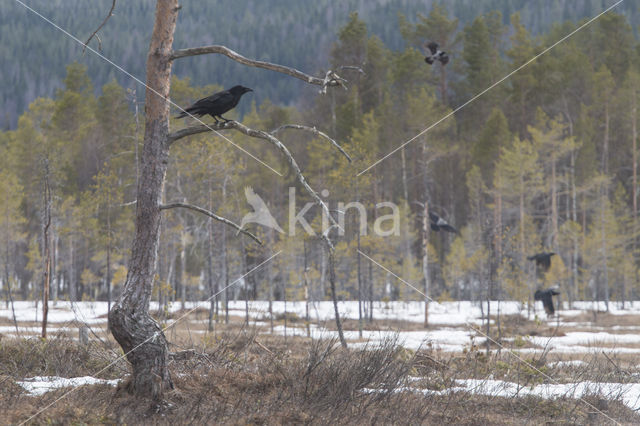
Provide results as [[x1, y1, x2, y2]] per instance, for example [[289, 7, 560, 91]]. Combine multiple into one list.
[[83, 0, 116, 53], [168, 121, 339, 232], [339, 65, 366, 75], [271, 124, 352, 163], [159, 202, 262, 245], [167, 121, 233, 145], [318, 70, 348, 94], [169, 44, 347, 90]]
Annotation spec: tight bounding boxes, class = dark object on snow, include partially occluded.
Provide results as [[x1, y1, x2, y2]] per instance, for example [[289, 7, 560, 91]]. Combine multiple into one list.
[[175, 85, 253, 123], [429, 211, 458, 234], [424, 41, 449, 66], [534, 287, 560, 315], [527, 252, 555, 272]]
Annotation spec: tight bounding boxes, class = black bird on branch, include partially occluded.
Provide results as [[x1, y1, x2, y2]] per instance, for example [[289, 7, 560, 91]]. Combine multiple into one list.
[[534, 287, 560, 316], [429, 211, 458, 234], [424, 42, 449, 66], [175, 85, 253, 124], [527, 252, 555, 272]]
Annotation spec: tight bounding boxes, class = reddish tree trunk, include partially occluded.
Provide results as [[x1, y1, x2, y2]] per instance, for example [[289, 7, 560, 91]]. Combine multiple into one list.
[[108, 0, 178, 398]]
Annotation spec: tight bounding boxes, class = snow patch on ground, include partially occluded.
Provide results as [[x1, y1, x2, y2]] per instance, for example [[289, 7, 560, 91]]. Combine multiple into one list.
[[270, 324, 475, 351], [4, 300, 640, 355], [551, 360, 588, 368], [225, 300, 522, 326], [16, 376, 119, 396], [385, 378, 640, 411]]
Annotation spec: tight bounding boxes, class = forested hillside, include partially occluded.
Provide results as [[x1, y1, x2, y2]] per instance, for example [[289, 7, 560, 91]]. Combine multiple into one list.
[[1, 0, 638, 128], [1, 5, 639, 316]]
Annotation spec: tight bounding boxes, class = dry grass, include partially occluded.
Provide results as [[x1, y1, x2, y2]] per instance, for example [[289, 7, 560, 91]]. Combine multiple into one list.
[[1, 330, 639, 425], [4, 304, 640, 424], [0, 336, 124, 380]]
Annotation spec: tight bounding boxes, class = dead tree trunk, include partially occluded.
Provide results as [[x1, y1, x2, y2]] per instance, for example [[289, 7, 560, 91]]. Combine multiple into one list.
[[108, 0, 177, 398], [207, 187, 216, 333], [632, 81, 638, 302], [422, 202, 430, 328], [106, 193, 112, 313], [41, 164, 51, 339], [328, 249, 347, 348], [4, 202, 19, 334], [303, 240, 311, 338]]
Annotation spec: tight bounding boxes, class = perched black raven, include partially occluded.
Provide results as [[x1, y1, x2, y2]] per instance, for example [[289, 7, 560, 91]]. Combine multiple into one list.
[[527, 252, 555, 272], [424, 42, 449, 66], [534, 287, 560, 316], [429, 211, 458, 234], [175, 85, 253, 124]]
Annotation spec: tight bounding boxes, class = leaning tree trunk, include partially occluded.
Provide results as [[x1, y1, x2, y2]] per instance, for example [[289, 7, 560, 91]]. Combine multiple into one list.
[[108, 0, 178, 398], [328, 249, 347, 348]]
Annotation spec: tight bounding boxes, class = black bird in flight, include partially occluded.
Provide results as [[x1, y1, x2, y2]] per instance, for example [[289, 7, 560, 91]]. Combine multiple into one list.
[[534, 287, 560, 316], [429, 211, 458, 234], [175, 85, 253, 124], [527, 252, 555, 272], [424, 41, 449, 66]]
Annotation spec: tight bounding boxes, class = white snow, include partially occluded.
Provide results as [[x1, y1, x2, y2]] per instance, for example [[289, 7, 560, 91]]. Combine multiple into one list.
[[400, 378, 640, 412], [270, 324, 474, 351], [0, 301, 109, 324], [551, 360, 588, 368], [224, 300, 521, 326], [522, 332, 640, 354], [16, 376, 119, 396], [3, 300, 640, 355]]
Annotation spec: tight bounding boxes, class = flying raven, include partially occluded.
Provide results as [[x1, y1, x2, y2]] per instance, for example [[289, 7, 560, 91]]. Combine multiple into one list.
[[534, 287, 560, 316], [175, 85, 253, 124], [527, 252, 555, 272], [424, 42, 449, 66], [429, 211, 458, 234]]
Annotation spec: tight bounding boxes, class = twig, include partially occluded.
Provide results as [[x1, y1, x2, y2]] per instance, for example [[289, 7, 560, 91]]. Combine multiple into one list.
[[601, 351, 628, 376], [83, 0, 116, 53], [254, 339, 274, 355], [159, 202, 262, 245], [271, 124, 352, 163], [339, 65, 366, 74]]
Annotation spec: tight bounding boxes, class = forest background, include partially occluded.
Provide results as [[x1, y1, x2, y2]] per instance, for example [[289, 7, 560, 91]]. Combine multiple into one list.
[[1, 0, 639, 317]]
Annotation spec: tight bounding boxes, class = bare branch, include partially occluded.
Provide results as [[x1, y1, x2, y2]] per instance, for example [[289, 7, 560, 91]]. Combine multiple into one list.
[[320, 70, 348, 94], [229, 122, 338, 230], [83, 0, 116, 53], [339, 65, 366, 75], [271, 124, 352, 163], [160, 202, 262, 245], [167, 121, 339, 231], [169, 44, 347, 90], [167, 122, 233, 145]]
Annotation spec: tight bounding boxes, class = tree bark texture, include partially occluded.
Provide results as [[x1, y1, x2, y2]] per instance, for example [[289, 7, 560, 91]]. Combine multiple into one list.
[[108, 0, 178, 398]]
